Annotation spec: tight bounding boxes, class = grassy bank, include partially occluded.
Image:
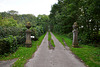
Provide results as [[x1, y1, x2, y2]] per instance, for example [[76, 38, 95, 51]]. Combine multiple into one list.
[[51, 39, 55, 47], [0, 33, 46, 67], [54, 33, 100, 67], [48, 32, 51, 41], [48, 32, 55, 47]]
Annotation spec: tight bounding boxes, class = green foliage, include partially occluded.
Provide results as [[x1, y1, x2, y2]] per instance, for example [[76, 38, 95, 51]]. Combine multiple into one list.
[[0, 35, 18, 55], [0, 26, 26, 38], [0, 34, 46, 67], [54, 33, 72, 47], [0, 39, 10, 55], [7, 10, 18, 15], [54, 33, 100, 67], [0, 17, 17, 27], [0, 11, 49, 34], [49, 0, 100, 45], [0, 10, 49, 56], [71, 45, 100, 67], [37, 14, 49, 33], [48, 32, 51, 41], [16, 36, 26, 46], [78, 32, 100, 47], [66, 32, 73, 40], [48, 32, 55, 47], [51, 39, 55, 47]]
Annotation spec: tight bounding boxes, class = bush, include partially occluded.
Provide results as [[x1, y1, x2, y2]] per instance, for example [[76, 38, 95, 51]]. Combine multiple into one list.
[[0, 39, 10, 55], [66, 32, 73, 40], [0, 26, 26, 38], [0, 35, 18, 55], [78, 32, 100, 46], [0, 26, 20, 37], [91, 34, 100, 47], [16, 36, 26, 46]]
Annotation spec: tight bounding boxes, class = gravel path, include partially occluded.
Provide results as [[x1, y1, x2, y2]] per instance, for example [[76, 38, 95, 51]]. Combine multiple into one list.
[[25, 32, 86, 67]]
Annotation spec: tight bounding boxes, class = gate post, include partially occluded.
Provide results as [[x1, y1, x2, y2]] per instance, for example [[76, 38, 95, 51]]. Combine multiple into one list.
[[72, 22, 79, 47], [25, 22, 32, 47]]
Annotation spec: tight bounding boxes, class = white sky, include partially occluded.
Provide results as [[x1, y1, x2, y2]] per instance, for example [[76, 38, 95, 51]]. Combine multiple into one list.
[[0, 0, 58, 16]]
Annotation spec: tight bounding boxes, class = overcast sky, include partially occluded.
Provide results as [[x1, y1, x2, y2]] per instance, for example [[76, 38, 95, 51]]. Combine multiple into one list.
[[0, 0, 58, 16]]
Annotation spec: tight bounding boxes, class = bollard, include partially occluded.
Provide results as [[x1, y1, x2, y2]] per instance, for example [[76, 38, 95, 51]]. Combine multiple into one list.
[[25, 22, 32, 47], [72, 22, 79, 47]]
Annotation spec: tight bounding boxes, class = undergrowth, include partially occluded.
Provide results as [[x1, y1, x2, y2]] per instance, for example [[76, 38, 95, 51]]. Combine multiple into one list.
[[0, 33, 46, 67]]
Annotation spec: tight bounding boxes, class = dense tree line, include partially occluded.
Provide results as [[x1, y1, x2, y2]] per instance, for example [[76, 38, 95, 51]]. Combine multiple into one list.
[[0, 10, 49, 37], [0, 10, 49, 55], [49, 0, 100, 46]]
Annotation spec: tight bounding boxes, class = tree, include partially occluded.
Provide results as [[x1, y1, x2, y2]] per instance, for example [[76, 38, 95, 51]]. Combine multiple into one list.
[[49, 0, 100, 45], [7, 10, 18, 15], [37, 14, 49, 32]]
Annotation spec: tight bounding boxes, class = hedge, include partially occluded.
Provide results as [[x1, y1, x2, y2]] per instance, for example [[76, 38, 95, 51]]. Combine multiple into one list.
[[0, 35, 18, 55]]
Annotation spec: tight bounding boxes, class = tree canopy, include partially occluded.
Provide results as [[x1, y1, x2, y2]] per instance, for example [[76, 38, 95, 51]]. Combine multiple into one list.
[[49, 0, 100, 45]]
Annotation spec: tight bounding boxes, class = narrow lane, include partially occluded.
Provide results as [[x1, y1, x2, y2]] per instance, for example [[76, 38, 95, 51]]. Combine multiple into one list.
[[25, 32, 51, 67], [51, 32, 86, 67], [25, 32, 86, 67]]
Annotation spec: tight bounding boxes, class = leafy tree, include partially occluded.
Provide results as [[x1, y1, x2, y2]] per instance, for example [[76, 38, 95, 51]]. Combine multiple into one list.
[[37, 14, 49, 32], [0, 17, 17, 27], [7, 10, 18, 15], [49, 0, 100, 45]]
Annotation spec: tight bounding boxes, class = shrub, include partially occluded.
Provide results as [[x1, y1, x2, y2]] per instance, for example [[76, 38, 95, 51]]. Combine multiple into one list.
[[16, 36, 26, 46], [91, 34, 100, 47], [66, 32, 73, 40], [0, 35, 18, 55], [0, 39, 10, 55], [0, 26, 20, 37], [0, 26, 26, 38]]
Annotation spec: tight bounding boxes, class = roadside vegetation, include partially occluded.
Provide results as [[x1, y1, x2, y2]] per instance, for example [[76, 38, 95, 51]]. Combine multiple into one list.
[[54, 33, 100, 67], [0, 34, 45, 67], [48, 32, 55, 49], [0, 10, 48, 67], [51, 39, 55, 47], [49, 0, 100, 46], [0, 11, 49, 57], [49, 1, 100, 66], [0, 0, 99, 66], [48, 32, 51, 41]]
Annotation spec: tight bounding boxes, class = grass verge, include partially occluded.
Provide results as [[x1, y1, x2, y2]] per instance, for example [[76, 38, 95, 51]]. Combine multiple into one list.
[[48, 32, 55, 47], [0, 33, 46, 67], [51, 39, 55, 47], [54, 33, 100, 67], [48, 32, 51, 41]]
